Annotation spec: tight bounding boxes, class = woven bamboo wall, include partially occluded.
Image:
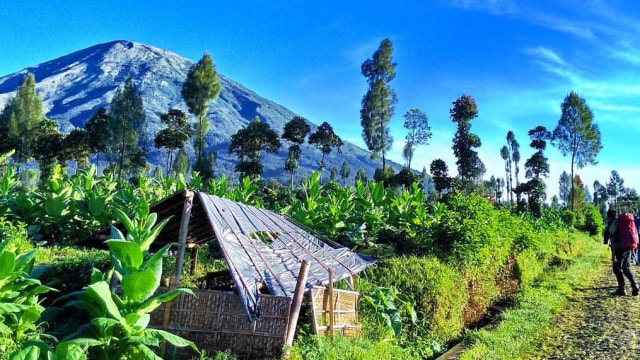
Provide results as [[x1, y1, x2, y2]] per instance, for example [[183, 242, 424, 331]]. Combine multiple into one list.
[[151, 289, 291, 359], [310, 287, 361, 337]]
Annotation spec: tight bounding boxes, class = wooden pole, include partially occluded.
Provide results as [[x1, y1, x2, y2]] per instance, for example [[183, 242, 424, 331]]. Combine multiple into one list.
[[162, 190, 194, 331], [327, 268, 334, 338], [189, 245, 199, 275], [285, 260, 310, 349]]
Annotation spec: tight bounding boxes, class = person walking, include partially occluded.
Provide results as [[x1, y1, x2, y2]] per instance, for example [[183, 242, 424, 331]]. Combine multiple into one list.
[[634, 210, 640, 265], [604, 209, 640, 296]]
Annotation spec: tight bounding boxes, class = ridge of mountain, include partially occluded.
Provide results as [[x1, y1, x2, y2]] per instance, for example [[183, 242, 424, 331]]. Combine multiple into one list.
[[0, 40, 396, 182]]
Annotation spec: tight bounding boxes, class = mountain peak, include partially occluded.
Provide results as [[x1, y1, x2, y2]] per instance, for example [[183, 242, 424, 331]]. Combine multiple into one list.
[[0, 41, 391, 182]]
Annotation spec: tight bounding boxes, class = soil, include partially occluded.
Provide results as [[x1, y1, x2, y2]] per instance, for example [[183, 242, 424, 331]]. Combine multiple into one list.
[[531, 256, 640, 359]]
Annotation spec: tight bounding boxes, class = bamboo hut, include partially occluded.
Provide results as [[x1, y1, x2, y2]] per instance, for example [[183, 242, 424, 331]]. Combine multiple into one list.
[[84, 190, 375, 359]]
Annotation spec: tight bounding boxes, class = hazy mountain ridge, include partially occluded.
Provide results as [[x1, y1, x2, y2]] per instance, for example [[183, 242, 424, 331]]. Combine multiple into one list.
[[0, 40, 395, 182]]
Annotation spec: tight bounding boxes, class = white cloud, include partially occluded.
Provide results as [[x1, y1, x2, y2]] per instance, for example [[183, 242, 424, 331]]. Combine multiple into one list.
[[449, 0, 518, 15]]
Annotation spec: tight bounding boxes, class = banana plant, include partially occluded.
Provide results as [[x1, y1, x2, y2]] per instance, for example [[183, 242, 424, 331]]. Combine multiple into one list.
[[61, 200, 197, 359]]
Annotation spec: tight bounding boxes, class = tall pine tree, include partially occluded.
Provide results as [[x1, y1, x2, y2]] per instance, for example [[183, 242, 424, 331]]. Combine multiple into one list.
[[0, 73, 45, 171], [360, 38, 397, 174], [182, 53, 220, 178], [108, 77, 146, 180]]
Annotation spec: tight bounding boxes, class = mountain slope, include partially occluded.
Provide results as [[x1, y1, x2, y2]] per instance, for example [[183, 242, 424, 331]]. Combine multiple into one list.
[[0, 40, 394, 182]]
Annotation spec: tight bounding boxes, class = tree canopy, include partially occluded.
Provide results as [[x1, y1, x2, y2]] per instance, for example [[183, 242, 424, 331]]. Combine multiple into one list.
[[360, 38, 397, 171], [308, 122, 343, 177], [282, 116, 311, 187], [402, 108, 432, 169], [182, 53, 220, 172], [228, 116, 281, 179], [108, 76, 147, 179], [552, 91, 602, 210], [450, 94, 481, 186]]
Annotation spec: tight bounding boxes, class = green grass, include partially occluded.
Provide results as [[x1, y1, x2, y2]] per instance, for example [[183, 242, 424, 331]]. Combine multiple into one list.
[[456, 236, 607, 360]]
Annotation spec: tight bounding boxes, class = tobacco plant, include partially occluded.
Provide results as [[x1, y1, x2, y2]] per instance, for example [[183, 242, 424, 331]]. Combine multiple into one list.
[[60, 200, 197, 359]]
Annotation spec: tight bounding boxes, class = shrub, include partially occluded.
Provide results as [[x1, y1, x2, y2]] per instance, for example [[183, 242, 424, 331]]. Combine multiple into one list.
[[362, 256, 468, 344], [514, 249, 544, 287], [581, 204, 604, 236], [432, 192, 510, 272]]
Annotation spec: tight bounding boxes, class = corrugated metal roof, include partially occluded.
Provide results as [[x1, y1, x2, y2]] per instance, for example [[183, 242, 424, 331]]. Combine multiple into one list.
[[83, 190, 376, 321]]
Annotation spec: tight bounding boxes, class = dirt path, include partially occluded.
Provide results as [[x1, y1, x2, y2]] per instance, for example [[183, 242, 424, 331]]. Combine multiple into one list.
[[531, 256, 640, 359]]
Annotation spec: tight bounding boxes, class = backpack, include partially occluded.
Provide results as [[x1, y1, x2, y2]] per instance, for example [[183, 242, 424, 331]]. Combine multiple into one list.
[[614, 213, 639, 251]]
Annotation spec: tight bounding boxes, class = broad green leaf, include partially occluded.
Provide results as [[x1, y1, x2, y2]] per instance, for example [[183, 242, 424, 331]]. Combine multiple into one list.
[[89, 268, 104, 284], [142, 212, 158, 235], [67, 338, 104, 348], [137, 199, 150, 219], [143, 328, 198, 350], [91, 317, 120, 337], [19, 305, 43, 325], [0, 303, 31, 314], [85, 281, 122, 320], [114, 209, 137, 239], [15, 250, 37, 274], [44, 195, 67, 218], [55, 342, 87, 360], [109, 224, 126, 241], [126, 312, 150, 331], [0, 250, 15, 277], [142, 244, 172, 283], [122, 269, 157, 302], [137, 288, 194, 314], [107, 240, 144, 271], [131, 343, 164, 360], [8, 345, 40, 360], [138, 216, 172, 252]]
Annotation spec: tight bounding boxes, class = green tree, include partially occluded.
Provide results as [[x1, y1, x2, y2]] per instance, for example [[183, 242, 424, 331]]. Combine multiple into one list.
[[60, 128, 91, 174], [507, 131, 520, 203], [282, 116, 311, 188], [570, 175, 588, 215], [500, 144, 512, 203], [108, 77, 147, 179], [559, 171, 571, 207], [340, 160, 350, 185], [228, 116, 281, 179], [430, 158, 451, 194], [593, 180, 608, 217], [182, 53, 220, 173], [360, 38, 397, 172], [84, 107, 112, 162], [172, 149, 190, 177], [1, 73, 45, 171], [308, 122, 343, 179], [402, 108, 432, 170], [154, 109, 191, 172], [450, 94, 481, 187], [330, 167, 338, 182], [355, 167, 367, 183], [552, 91, 602, 210], [607, 170, 625, 210], [520, 126, 551, 216], [32, 119, 63, 183], [194, 149, 216, 180]]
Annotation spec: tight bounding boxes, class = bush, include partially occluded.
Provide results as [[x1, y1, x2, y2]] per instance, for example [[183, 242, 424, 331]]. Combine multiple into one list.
[[432, 192, 511, 272], [362, 256, 468, 344], [581, 204, 604, 236], [514, 249, 544, 287]]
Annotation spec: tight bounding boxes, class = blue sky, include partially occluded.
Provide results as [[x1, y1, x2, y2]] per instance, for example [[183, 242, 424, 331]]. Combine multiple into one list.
[[1, 1, 640, 199]]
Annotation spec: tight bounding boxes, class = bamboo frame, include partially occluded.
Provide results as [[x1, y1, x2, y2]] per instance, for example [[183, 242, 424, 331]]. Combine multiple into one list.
[[163, 190, 194, 331], [285, 260, 310, 348]]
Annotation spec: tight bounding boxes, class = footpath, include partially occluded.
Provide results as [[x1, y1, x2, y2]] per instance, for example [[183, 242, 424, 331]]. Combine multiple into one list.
[[531, 256, 640, 359]]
